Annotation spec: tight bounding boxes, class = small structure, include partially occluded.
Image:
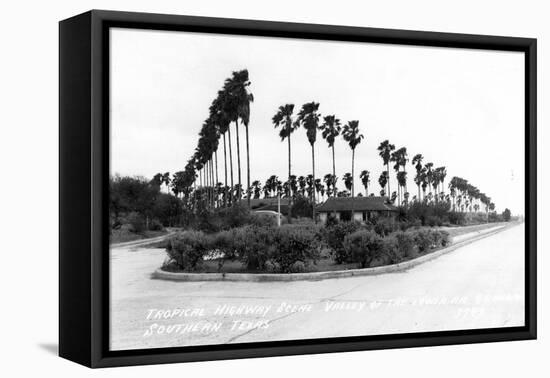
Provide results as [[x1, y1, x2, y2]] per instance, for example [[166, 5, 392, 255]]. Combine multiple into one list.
[[317, 196, 398, 224], [246, 197, 292, 215]]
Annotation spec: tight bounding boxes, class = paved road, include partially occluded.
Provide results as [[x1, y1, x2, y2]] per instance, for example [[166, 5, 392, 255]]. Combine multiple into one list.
[[110, 223, 525, 351]]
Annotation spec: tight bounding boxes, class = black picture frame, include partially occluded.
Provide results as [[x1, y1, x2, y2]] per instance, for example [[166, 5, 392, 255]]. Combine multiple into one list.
[[59, 9, 537, 368]]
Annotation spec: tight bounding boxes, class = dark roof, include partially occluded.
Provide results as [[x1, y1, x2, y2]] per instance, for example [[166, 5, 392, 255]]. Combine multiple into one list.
[[317, 196, 398, 212]]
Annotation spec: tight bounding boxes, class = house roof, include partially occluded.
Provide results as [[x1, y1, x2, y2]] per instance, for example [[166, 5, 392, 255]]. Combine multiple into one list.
[[317, 196, 398, 212]]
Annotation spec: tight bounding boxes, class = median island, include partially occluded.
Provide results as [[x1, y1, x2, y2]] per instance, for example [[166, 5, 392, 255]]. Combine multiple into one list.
[[157, 202, 508, 277]]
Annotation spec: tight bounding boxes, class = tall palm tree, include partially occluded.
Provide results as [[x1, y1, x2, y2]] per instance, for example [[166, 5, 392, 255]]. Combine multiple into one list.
[[377, 140, 395, 198], [223, 69, 254, 203], [294, 102, 321, 223], [412, 154, 423, 201], [320, 115, 341, 196], [359, 170, 370, 196], [378, 171, 388, 197], [342, 120, 363, 218], [391, 147, 408, 205], [273, 104, 297, 221], [343, 173, 353, 192]]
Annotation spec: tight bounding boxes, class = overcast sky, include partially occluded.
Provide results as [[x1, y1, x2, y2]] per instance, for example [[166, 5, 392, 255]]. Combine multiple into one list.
[[110, 28, 525, 214]]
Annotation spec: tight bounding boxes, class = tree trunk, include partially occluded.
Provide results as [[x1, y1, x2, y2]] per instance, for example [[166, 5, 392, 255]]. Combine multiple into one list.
[[351, 148, 355, 220], [386, 163, 391, 200], [245, 124, 251, 208], [215, 150, 219, 208], [287, 134, 292, 223], [227, 126, 234, 204], [332, 145, 336, 197], [311, 144, 316, 224], [235, 120, 242, 200], [223, 134, 228, 207]]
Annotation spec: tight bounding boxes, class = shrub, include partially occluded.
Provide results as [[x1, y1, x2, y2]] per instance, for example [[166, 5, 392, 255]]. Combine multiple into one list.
[[448, 211, 466, 225], [270, 225, 320, 273], [125, 211, 146, 233], [210, 229, 237, 261], [323, 221, 362, 263], [343, 230, 384, 268], [148, 219, 164, 231], [394, 231, 416, 258], [440, 230, 451, 247], [425, 215, 443, 227], [381, 236, 401, 264], [373, 217, 397, 236], [166, 231, 211, 271], [429, 229, 450, 247], [234, 226, 274, 270], [249, 212, 280, 228], [413, 230, 433, 252]]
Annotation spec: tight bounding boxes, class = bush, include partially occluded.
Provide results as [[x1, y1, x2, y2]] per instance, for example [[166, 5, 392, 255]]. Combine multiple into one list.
[[125, 211, 146, 233], [167, 231, 211, 271], [323, 221, 362, 263], [210, 229, 237, 261], [448, 211, 466, 225], [270, 225, 320, 273], [249, 212, 280, 228], [411, 229, 450, 253], [413, 230, 433, 252], [343, 230, 384, 268], [394, 231, 416, 258], [430, 229, 450, 247], [373, 217, 397, 236], [233, 226, 274, 270], [381, 236, 401, 264], [148, 218, 164, 231]]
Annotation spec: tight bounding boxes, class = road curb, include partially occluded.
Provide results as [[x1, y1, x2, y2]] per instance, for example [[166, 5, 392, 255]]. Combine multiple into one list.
[[152, 224, 515, 282], [111, 232, 175, 249]]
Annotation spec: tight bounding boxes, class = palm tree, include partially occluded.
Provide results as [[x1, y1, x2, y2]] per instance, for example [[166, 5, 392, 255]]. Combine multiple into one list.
[[377, 140, 395, 198], [359, 170, 370, 196], [411, 154, 423, 201], [391, 147, 408, 205], [211, 92, 233, 205], [320, 115, 341, 196], [297, 175, 307, 196], [294, 102, 321, 222], [342, 120, 363, 219], [251, 180, 262, 199], [378, 171, 388, 197], [273, 104, 297, 221], [424, 162, 434, 199], [223, 69, 254, 202], [343, 173, 353, 192], [342, 121, 363, 198]]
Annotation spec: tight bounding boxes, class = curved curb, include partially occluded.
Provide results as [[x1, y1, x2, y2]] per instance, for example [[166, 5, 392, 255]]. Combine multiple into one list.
[[111, 232, 176, 249], [152, 224, 514, 282]]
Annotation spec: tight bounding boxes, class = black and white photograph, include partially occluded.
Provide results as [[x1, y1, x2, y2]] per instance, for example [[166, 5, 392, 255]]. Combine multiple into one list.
[[108, 26, 526, 351]]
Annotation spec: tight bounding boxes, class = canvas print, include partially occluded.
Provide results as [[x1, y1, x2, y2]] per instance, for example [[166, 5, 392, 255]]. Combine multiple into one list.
[[108, 27, 526, 351]]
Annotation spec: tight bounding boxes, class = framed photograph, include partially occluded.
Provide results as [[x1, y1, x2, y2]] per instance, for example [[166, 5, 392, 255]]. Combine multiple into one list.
[[59, 10, 537, 368]]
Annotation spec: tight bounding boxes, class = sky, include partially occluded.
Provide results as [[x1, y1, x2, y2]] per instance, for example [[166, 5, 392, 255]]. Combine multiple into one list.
[[110, 28, 525, 214]]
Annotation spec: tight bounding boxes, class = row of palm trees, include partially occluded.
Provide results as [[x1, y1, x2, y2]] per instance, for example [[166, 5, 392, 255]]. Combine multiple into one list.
[[163, 68, 496, 219], [168, 69, 254, 209], [272, 103, 363, 221]]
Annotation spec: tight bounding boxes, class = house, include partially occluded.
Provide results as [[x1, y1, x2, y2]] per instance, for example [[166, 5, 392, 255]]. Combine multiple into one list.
[[316, 196, 398, 224]]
